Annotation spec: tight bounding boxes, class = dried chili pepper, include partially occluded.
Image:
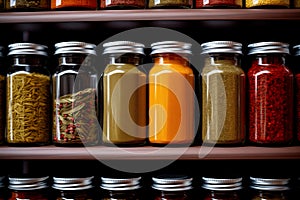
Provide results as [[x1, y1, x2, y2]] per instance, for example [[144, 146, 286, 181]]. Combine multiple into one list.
[[247, 42, 293, 145]]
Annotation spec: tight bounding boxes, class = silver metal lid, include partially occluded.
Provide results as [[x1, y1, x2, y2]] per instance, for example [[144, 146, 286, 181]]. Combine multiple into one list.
[[103, 41, 145, 55], [202, 177, 242, 191], [201, 41, 243, 55], [248, 42, 290, 55], [54, 41, 97, 55], [52, 176, 94, 191], [293, 44, 300, 56], [152, 175, 193, 191], [8, 176, 49, 190], [150, 41, 192, 55], [101, 177, 141, 191], [8, 43, 48, 56], [250, 177, 290, 191]]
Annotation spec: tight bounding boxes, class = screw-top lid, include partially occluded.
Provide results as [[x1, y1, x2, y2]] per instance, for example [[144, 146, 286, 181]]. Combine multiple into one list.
[[250, 177, 290, 191], [103, 41, 145, 55], [52, 176, 94, 191], [152, 174, 193, 191], [8, 43, 48, 56], [293, 44, 300, 56], [8, 176, 49, 190], [202, 177, 243, 191], [54, 41, 97, 55], [101, 177, 141, 191], [247, 42, 290, 55], [150, 41, 192, 55], [201, 41, 243, 55]]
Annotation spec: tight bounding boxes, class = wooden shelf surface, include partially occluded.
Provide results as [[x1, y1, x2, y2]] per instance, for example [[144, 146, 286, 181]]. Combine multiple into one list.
[[0, 145, 299, 160], [0, 9, 300, 23]]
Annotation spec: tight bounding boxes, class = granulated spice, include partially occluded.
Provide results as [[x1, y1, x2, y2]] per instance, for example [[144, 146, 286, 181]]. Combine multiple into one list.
[[51, 0, 97, 10], [196, 0, 241, 7], [100, 0, 145, 8], [148, 0, 192, 8], [245, 0, 289, 7], [6, 0, 50, 10]]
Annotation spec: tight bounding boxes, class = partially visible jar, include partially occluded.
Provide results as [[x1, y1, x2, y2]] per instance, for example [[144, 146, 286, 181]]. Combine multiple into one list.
[[152, 175, 193, 200], [52, 176, 96, 200], [294, 0, 300, 7], [0, 0, 4, 11], [0, 46, 5, 145], [202, 177, 243, 200], [51, 0, 97, 10], [247, 42, 293, 146], [52, 41, 100, 147], [100, 0, 145, 9], [148, 0, 192, 8], [6, 43, 51, 146], [293, 44, 300, 144], [201, 41, 245, 146], [102, 41, 147, 146], [7, 176, 50, 200], [249, 177, 291, 200], [195, 0, 241, 8], [245, 0, 289, 8], [100, 176, 142, 199], [5, 0, 50, 11]]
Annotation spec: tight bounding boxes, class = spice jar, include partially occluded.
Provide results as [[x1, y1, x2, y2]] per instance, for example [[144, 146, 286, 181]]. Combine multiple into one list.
[[195, 0, 241, 8], [100, 0, 145, 9], [7, 176, 50, 199], [0, 46, 5, 145], [201, 41, 245, 146], [52, 41, 100, 147], [52, 176, 96, 200], [152, 175, 193, 200], [247, 42, 293, 146], [249, 177, 291, 200], [148, 0, 192, 8], [245, 0, 289, 7], [201, 177, 243, 200], [100, 176, 142, 199], [5, 0, 50, 11], [293, 44, 300, 144], [51, 0, 96, 10], [102, 41, 147, 146], [294, 0, 300, 7], [6, 43, 51, 146], [149, 41, 195, 146]]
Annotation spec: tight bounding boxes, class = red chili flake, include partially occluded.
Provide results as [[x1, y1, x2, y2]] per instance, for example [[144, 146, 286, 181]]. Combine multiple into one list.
[[248, 56, 293, 145]]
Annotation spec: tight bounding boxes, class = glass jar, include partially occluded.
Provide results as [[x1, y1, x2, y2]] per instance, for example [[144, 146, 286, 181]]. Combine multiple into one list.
[[52, 176, 96, 200], [202, 177, 243, 200], [293, 44, 300, 144], [0, 46, 5, 145], [6, 43, 51, 146], [100, 0, 145, 9], [247, 42, 293, 146], [51, 0, 97, 10], [149, 41, 195, 146], [250, 177, 291, 200], [148, 0, 192, 8], [201, 41, 245, 146], [7, 176, 50, 200], [294, 0, 300, 7], [100, 176, 142, 199], [5, 0, 50, 11], [102, 41, 147, 146], [52, 41, 100, 147], [152, 175, 193, 200], [245, 0, 289, 8], [195, 0, 241, 8]]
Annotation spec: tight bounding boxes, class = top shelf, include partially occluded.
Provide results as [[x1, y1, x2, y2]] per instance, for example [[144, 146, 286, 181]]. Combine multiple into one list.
[[0, 9, 300, 23]]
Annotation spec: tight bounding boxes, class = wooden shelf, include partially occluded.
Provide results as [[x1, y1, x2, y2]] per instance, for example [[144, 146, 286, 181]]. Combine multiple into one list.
[[0, 9, 300, 23], [0, 145, 299, 160]]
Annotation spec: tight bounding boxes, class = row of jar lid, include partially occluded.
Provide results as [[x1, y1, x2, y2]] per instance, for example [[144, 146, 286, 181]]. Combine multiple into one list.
[[1, 41, 300, 57], [0, 175, 294, 191]]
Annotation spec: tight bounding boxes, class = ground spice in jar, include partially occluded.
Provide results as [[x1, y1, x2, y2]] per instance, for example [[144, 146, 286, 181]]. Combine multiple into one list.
[[196, 0, 241, 7], [294, 0, 300, 7], [201, 41, 245, 146], [148, 0, 192, 8], [51, 0, 97, 10], [100, 0, 145, 8], [247, 42, 293, 146], [293, 44, 300, 143], [245, 0, 289, 8], [5, 0, 50, 10]]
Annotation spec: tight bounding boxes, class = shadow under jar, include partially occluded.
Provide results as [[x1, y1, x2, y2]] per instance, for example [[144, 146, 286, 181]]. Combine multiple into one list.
[[52, 41, 100, 147], [6, 43, 51, 146], [247, 42, 294, 146]]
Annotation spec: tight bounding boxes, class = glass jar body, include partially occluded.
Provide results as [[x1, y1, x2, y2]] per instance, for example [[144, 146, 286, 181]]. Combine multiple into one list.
[[245, 0, 289, 8], [8, 189, 50, 200], [148, 0, 192, 8], [0, 56, 5, 145], [294, 0, 300, 7], [195, 0, 241, 8], [52, 53, 100, 146], [54, 189, 96, 200], [201, 53, 245, 146], [250, 189, 290, 200], [101, 189, 141, 199], [100, 0, 145, 9], [5, 0, 50, 11], [51, 0, 97, 10], [247, 54, 293, 146], [294, 55, 300, 143], [153, 190, 192, 200], [102, 54, 147, 146], [6, 55, 51, 146], [203, 190, 242, 200], [149, 53, 195, 146]]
